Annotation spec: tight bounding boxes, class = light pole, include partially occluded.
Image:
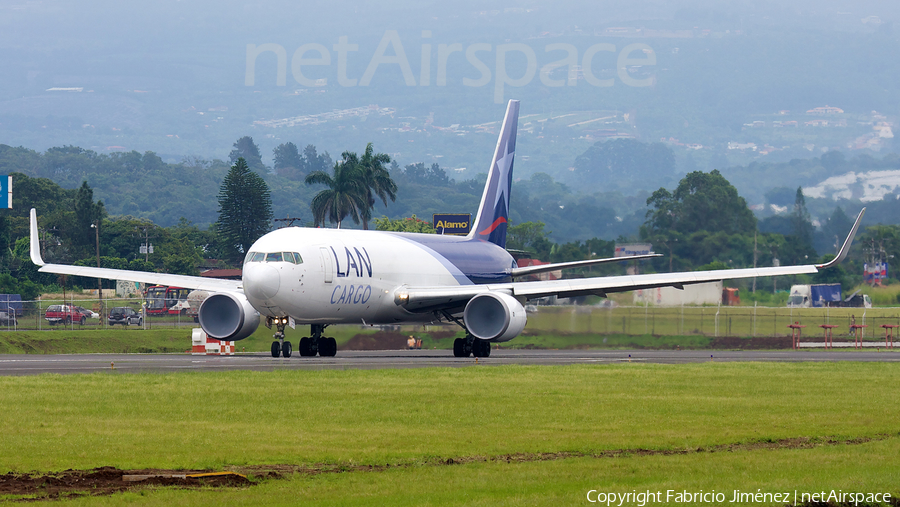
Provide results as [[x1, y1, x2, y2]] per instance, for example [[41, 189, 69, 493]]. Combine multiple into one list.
[[91, 222, 102, 321]]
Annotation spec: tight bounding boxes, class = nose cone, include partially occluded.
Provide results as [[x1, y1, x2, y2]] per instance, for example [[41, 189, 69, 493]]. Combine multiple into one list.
[[244, 263, 280, 301]]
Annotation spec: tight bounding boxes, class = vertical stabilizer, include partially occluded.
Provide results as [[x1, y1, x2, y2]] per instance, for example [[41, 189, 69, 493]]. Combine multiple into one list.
[[468, 99, 519, 248]]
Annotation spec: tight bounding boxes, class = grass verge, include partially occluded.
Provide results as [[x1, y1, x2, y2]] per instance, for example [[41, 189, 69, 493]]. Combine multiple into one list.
[[1, 362, 898, 504]]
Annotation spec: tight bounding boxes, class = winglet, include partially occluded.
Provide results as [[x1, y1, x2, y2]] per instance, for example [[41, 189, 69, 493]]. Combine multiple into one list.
[[816, 207, 865, 269], [29, 208, 45, 266]]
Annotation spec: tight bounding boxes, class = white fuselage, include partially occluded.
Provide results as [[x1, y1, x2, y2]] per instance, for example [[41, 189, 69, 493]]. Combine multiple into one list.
[[242, 227, 513, 325]]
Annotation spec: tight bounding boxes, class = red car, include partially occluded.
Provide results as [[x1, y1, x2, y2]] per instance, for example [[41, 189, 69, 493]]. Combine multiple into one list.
[[45, 305, 85, 325]]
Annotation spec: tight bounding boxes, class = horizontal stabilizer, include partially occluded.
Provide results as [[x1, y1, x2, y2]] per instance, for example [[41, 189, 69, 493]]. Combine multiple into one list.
[[510, 254, 662, 278]]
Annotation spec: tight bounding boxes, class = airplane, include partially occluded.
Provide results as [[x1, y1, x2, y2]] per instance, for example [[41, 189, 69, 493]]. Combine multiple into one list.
[[29, 99, 865, 359]]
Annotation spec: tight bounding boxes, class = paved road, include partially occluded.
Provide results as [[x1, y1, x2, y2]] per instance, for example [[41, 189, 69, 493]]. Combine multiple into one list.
[[0, 349, 899, 375]]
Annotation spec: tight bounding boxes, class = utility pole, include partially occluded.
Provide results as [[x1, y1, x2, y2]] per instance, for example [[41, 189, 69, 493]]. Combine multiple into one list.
[[274, 215, 303, 228], [91, 221, 102, 316], [137, 226, 155, 262]]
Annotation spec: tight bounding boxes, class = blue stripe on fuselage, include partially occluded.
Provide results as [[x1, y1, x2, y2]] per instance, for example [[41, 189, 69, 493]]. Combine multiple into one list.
[[389, 233, 515, 285]]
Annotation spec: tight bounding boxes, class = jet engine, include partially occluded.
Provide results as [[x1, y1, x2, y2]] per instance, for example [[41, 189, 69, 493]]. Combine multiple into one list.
[[463, 292, 527, 342], [197, 292, 260, 341]]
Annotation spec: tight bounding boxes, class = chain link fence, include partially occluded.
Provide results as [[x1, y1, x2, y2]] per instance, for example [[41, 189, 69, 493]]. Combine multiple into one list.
[[526, 304, 900, 341], [0, 298, 198, 332], [4, 299, 900, 343]]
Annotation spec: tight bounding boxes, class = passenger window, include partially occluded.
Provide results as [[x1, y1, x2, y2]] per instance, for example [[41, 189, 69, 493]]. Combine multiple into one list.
[[266, 252, 283, 262], [250, 252, 265, 262]]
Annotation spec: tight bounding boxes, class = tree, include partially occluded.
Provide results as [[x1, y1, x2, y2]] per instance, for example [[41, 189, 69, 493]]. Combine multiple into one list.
[[507, 221, 550, 251], [273, 142, 303, 177], [305, 155, 366, 228], [572, 139, 677, 193], [73, 181, 106, 261], [229, 136, 266, 173], [791, 186, 814, 252], [373, 215, 435, 233], [645, 170, 756, 236], [215, 158, 273, 263], [358, 143, 397, 230], [303, 144, 332, 174], [402, 162, 451, 186]]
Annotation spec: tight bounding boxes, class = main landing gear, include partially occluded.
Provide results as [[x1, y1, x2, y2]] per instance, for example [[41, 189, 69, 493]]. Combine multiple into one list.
[[298, 324, 337, 357], [452, 334, 491, 358], [441, 310, 492, 358], [267, 319, 337, 358]]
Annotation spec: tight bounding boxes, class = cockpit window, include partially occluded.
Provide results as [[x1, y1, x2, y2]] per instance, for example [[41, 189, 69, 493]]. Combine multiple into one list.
[[247, 251, 302, 263]]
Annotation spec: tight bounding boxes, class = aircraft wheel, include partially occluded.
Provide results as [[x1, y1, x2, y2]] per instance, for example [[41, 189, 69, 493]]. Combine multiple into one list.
[[281, 341, 292, 358], [453, 338, 468, 357], [271, 341, 281, 358], [318, 337, 337, 357], [299, 337, 314, 356], [473, 339, 491, 358]]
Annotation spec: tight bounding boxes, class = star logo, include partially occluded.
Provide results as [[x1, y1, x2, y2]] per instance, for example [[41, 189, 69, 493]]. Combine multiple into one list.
[[492, 145, 514, 214]]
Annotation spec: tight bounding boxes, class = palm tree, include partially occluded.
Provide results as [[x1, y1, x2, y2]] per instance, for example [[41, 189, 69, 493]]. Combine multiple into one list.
[[305, 154, 367, 228], [358, 143, 397, 230]]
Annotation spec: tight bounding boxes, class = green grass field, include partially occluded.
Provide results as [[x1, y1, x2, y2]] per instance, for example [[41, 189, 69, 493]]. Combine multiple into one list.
[[1, 363, 898, 504]]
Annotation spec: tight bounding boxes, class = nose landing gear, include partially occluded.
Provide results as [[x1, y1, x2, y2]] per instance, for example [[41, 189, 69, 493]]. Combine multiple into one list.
[[267, 317, 292, 358]]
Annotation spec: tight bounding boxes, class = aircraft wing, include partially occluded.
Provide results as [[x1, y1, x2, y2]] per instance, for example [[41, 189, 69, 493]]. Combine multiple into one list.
[[398, 208, 865, 313], [29, 209, 242, 293], [510, 253, 662, 278]]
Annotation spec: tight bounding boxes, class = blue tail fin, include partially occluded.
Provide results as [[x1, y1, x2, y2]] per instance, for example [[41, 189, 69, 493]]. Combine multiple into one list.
[[468, 99, 519, 248]]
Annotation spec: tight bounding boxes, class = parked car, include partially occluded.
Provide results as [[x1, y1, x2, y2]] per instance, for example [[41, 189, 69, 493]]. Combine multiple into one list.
[[108, 307, 142, 326], [45, 304, 85, 325], [74, 306, 99, 319]]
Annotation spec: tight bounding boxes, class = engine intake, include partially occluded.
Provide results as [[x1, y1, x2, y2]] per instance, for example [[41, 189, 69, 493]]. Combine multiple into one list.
[[198, 292, 260, 341], [463, 292, 527, 342]]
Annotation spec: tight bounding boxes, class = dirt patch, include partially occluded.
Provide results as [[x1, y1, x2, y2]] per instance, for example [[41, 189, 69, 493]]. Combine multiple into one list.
[[426, 330, 459, 341], [3, 434, 895, 501], [0, 466, 250, 501], [341, 331, 410, 351], [710, 336, 793, 349]]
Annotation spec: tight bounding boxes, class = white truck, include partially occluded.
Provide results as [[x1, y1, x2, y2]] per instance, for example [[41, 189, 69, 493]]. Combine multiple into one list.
[[633, 281, 723, 306]]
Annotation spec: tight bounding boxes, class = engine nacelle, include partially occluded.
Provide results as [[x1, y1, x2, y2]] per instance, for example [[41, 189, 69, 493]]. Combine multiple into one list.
[[198, 292, 260, 341], [463, 292, 527, 342]]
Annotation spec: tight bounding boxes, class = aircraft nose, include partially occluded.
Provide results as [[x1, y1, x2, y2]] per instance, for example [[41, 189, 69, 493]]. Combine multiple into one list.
[[244, 263, 280, 300]]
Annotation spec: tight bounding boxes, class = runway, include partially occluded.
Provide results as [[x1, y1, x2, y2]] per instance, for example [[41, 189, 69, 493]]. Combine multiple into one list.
[[0, 349, 899, 375]]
